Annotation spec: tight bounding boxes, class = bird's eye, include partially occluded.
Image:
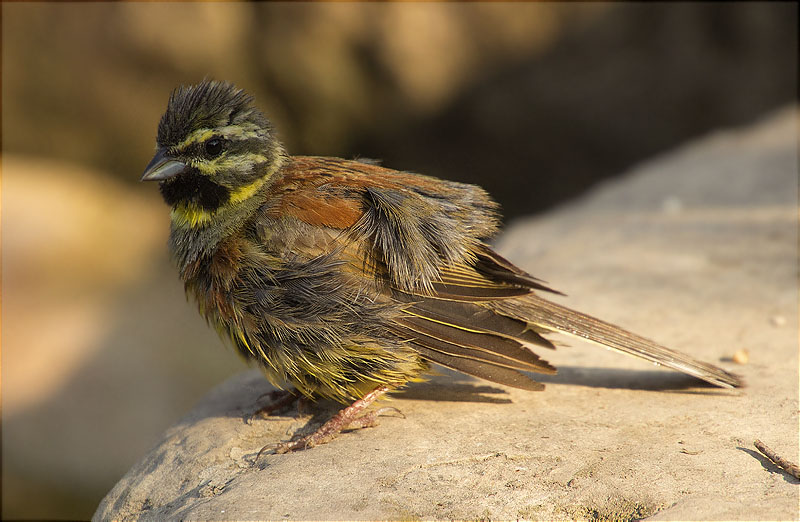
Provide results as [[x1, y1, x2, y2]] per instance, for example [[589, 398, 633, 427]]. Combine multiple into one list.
[[204, 138, 224, 158]]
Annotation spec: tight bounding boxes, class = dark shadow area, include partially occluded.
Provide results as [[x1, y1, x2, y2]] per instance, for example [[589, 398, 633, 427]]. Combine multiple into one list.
[[392, 381, 513, 404], [353, 3, 798, 219], [533, 366, 738, 393], [737, 446, 800, 485], [239, 364, 737, 421]]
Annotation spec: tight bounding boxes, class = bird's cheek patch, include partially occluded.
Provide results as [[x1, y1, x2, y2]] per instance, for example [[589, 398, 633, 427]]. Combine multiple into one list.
[[159, 171, 231, 211], [192, 152, 270, 176]]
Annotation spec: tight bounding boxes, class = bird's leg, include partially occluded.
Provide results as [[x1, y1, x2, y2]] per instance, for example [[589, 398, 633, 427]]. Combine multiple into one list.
[[276, 384, 395, 453], [251, 388, 299, 419]]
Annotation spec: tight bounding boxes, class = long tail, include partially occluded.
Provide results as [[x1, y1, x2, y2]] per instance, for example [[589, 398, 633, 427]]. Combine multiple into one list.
[[495, 294, 742, 389]]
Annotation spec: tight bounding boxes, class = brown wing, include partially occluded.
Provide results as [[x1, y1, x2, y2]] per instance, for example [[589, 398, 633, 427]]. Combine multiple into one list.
[[270, 156, 742, 390], [268, 157, 557, 389]]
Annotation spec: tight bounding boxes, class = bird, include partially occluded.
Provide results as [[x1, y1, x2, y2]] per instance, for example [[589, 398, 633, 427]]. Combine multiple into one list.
[[142, 80, 741, 452]]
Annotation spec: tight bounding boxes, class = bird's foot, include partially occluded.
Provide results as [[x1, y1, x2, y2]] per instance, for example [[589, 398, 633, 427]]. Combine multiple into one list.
[[274, 385, 397, 454], [249, 389, 299, 422], [343, 406, 405, 430]]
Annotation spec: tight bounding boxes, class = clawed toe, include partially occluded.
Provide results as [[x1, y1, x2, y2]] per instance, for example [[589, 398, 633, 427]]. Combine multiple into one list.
[[373, 406, 405, 419], [268, 385, 398, 454], [344, 406, 405, 430]]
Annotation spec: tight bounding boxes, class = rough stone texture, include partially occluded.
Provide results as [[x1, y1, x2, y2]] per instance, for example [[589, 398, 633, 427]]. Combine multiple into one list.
[[94, 109, 798, 521]]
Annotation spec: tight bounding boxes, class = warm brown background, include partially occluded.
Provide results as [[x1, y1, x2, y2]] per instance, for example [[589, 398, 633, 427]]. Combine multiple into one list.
[[2, 2, 797, 520]]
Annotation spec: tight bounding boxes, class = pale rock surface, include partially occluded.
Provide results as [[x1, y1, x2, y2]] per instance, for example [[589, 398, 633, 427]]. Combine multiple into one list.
[[94, 108, 798, 521]]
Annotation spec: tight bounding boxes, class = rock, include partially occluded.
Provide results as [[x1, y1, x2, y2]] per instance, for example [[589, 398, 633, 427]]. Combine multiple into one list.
[[94, 108, 798, 521]]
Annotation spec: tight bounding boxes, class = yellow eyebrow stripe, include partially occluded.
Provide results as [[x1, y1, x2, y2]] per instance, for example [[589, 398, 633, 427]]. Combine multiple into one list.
[[176, 123, 264, 150], [177, 128, 215, 149]]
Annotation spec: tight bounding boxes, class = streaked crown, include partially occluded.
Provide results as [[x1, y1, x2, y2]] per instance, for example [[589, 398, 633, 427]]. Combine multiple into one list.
[[142, 80, 286, 227]]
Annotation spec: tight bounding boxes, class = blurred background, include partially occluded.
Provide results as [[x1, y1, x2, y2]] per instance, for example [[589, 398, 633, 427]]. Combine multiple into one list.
[[1, 2, 796, 519]]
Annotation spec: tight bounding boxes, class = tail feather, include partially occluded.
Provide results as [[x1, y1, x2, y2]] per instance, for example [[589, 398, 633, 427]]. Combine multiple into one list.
[[494, 295, 742, 389]]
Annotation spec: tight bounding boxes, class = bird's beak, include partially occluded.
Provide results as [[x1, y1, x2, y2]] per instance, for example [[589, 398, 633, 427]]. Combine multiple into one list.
[[141, 149, 188, 182]]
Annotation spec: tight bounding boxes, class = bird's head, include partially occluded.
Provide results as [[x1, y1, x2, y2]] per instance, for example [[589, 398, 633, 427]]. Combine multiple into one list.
[[141, 80, 285, 227]]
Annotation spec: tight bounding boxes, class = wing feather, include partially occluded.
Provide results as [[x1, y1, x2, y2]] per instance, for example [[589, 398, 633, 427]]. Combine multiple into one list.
[[411, 341, 546, 392], [396, 314, 555, 374], [270, 156, 742, 390]]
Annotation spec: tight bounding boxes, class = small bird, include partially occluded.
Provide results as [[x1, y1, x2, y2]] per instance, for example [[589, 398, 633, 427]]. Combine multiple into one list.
[[142, 80, 740, 452]]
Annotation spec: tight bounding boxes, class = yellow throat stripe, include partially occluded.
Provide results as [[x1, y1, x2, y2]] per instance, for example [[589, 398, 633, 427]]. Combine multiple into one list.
[[170, 175, 268, 228]]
